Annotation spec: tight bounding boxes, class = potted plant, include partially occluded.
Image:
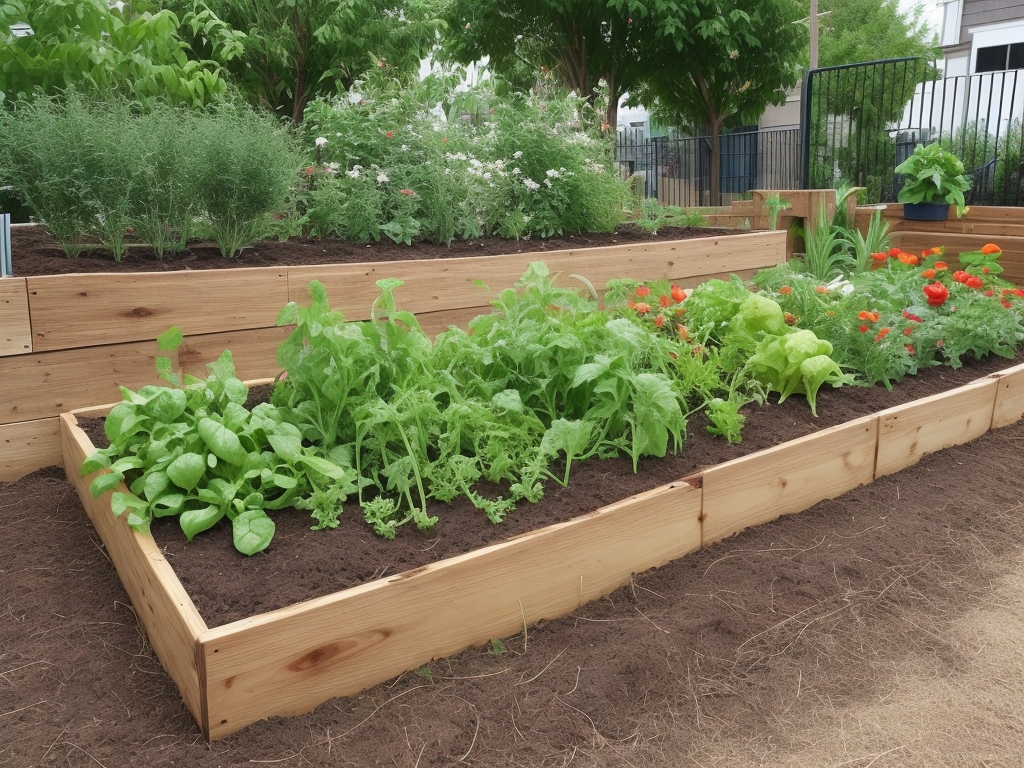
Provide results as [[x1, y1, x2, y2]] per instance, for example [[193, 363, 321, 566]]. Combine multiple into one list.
[[894, 142, 971, 220]]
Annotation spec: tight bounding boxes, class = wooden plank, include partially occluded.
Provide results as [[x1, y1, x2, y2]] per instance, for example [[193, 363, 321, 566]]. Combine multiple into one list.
[[287, 232, 787, 318], [26, 269, 289, 352], [0, 417, 61, 481], [61, 412, 208, 725], [875, 378, 997, 478], [0, 338, 163, 424], [197, 480, 703, 739], [701, 416, 878, 546], [177, 326, 292, 381], [989, 362, 1024, 429], [0, 277, 32, 356]]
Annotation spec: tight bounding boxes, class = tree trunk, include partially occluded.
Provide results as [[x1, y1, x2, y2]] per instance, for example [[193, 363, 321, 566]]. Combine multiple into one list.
[[604, 67, 618, 131], [291, 14, 308, 125], [709, 120, 723, 205]]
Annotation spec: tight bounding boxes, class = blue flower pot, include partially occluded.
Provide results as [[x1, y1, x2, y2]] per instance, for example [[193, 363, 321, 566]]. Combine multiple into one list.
[[902, 202, 950, 221]]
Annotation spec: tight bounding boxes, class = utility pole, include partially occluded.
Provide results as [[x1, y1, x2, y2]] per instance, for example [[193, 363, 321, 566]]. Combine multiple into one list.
[[809, 0, 818, 69]]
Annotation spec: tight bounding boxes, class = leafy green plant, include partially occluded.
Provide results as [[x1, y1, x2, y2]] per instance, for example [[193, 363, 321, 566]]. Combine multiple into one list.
[[193, 106, 301, 257], [847, 208, 891, 273], [895, 142, 972, 218], [762, 193, 791, 230], [792, 200, 855, 281]]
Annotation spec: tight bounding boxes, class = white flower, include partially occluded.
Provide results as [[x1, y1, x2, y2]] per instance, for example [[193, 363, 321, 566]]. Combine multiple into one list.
[[543, 178, 552, 188], [512, 167, 521, 175], [522, 178, 540, 191], [376, 172, 389, 183], [400, 144, 409, 152], [482, 172, 492, 180], [512, 150, 523, 159], [346, 165, 362, 178], [546, 169, 560, 178], [315, 137, 328, 148]]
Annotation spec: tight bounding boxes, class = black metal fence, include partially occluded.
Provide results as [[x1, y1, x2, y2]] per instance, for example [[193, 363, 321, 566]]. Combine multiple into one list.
[[615, 127, 801, 207], [803, 57, 1024, 206]]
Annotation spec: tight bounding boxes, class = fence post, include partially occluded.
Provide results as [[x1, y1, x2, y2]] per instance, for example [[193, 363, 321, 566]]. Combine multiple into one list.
[[0, 214, 11, 278], [800, 69, 815, 191]]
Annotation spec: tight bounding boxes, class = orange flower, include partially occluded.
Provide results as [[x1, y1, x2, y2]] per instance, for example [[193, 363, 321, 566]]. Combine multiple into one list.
[[903, 327, 913, 336], [815, 285, 829, 294], [896, 251, 919, 266], [983, 266, 990, 274], [778, 285, 793, 294], [659, 294, 671, 308], [981, 243, 1001, 254], [654, 314, 666, 328], [934, 261, 948, 270], [925, 246, 944, 255], [871, 251, 889, 262], [670, 284, 687, 302], [858, 310, 880, 323], [677, 324, 690, 341], [921, 268, 936, 279], [906, 345, 915, 354], [874, 327, 891, 343], [784, 312, 797, 325], [889, 247, 901, 256], [634, 302, 651, 315], [635, 285, 651, 298]]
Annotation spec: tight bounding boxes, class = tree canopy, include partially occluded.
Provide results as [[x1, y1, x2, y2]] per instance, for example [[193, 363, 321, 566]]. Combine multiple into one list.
[[813, 0, 940, 68], [169, 0, 441, 123], [0, 0, 240, 107]]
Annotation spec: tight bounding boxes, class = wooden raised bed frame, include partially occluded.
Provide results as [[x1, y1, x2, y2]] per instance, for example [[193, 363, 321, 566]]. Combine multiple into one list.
[[61, 361, 1024, 740], [2, 229, 787, 481]]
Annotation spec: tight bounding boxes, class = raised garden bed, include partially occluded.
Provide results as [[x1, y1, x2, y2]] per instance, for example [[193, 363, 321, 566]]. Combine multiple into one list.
[[0, 227, 785, 481], [61, 356, 1024, 741]]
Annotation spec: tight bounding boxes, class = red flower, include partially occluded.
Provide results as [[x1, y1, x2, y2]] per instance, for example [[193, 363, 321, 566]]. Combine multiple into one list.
[[659, 294, 671, 308], [871, 252, 889, 262], [859, 324, 869, 333], [1003, 299, 1013, 309], [923, 282, 950, 307], [889, 247, 900, 256], [634, 302, 651, 315], [981, 243, 1001, 254], [303, 165, 317, 175], [902, 310, 922, 322], [920, 268, 936, 279], [983, 266, 991, 274], [874, 327, 891, 342], [903, 327, 913, 336], [385, 131, 394, 138], [985, 290, 995, 297], [964, 275, 984, 289], [400, 188, 415, 195], [671, 284, 687, 302], [654, 314, 665, 328], [635, 285, 652, 298], [952, 270, 970, 283], [906, 345, 915, 354], [778, 285, 793, 294]]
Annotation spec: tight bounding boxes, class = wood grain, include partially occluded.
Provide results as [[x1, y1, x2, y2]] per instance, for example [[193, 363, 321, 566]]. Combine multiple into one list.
[[0, 338, 163, 424], [27, 269, 288, 352], [0, 417, 61, 481], [990, 362, 1024, 429], [0, 277, 32, 355], [61, 412, 208, 726], [286, 232, 786, 319], [875, 378, 997, 478], [197, 480, 702, 739], [701, 416, 878, 546]]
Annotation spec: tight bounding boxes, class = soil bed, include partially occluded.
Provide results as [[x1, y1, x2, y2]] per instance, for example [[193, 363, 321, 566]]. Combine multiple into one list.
[[4, 355, 1024, 766], [79, 352, 1018, 627], [9, 223, 736, 276]]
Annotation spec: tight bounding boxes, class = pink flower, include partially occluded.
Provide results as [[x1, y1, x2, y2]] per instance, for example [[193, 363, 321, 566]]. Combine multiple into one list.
[[385, 131, 394, 138], [400, 189, 415, 195]]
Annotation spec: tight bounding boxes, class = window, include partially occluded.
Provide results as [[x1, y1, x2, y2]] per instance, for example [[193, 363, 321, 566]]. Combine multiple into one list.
[[976, 43, 1024, 72]]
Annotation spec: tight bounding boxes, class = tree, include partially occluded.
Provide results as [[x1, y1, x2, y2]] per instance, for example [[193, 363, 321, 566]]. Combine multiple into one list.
[[440, 0, 653, 128], [626, 0, 805, 204], [803, 0, 941, 200], [0, 0, 240, 107], [813, 0, 939, 69], [170, 0, 440, 124]]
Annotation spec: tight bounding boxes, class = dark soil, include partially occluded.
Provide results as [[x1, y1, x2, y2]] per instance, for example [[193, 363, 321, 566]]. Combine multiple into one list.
[[9, 223, 738, 276], [5, 225, 1024, 765], [5, 353, 1024, 767]]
